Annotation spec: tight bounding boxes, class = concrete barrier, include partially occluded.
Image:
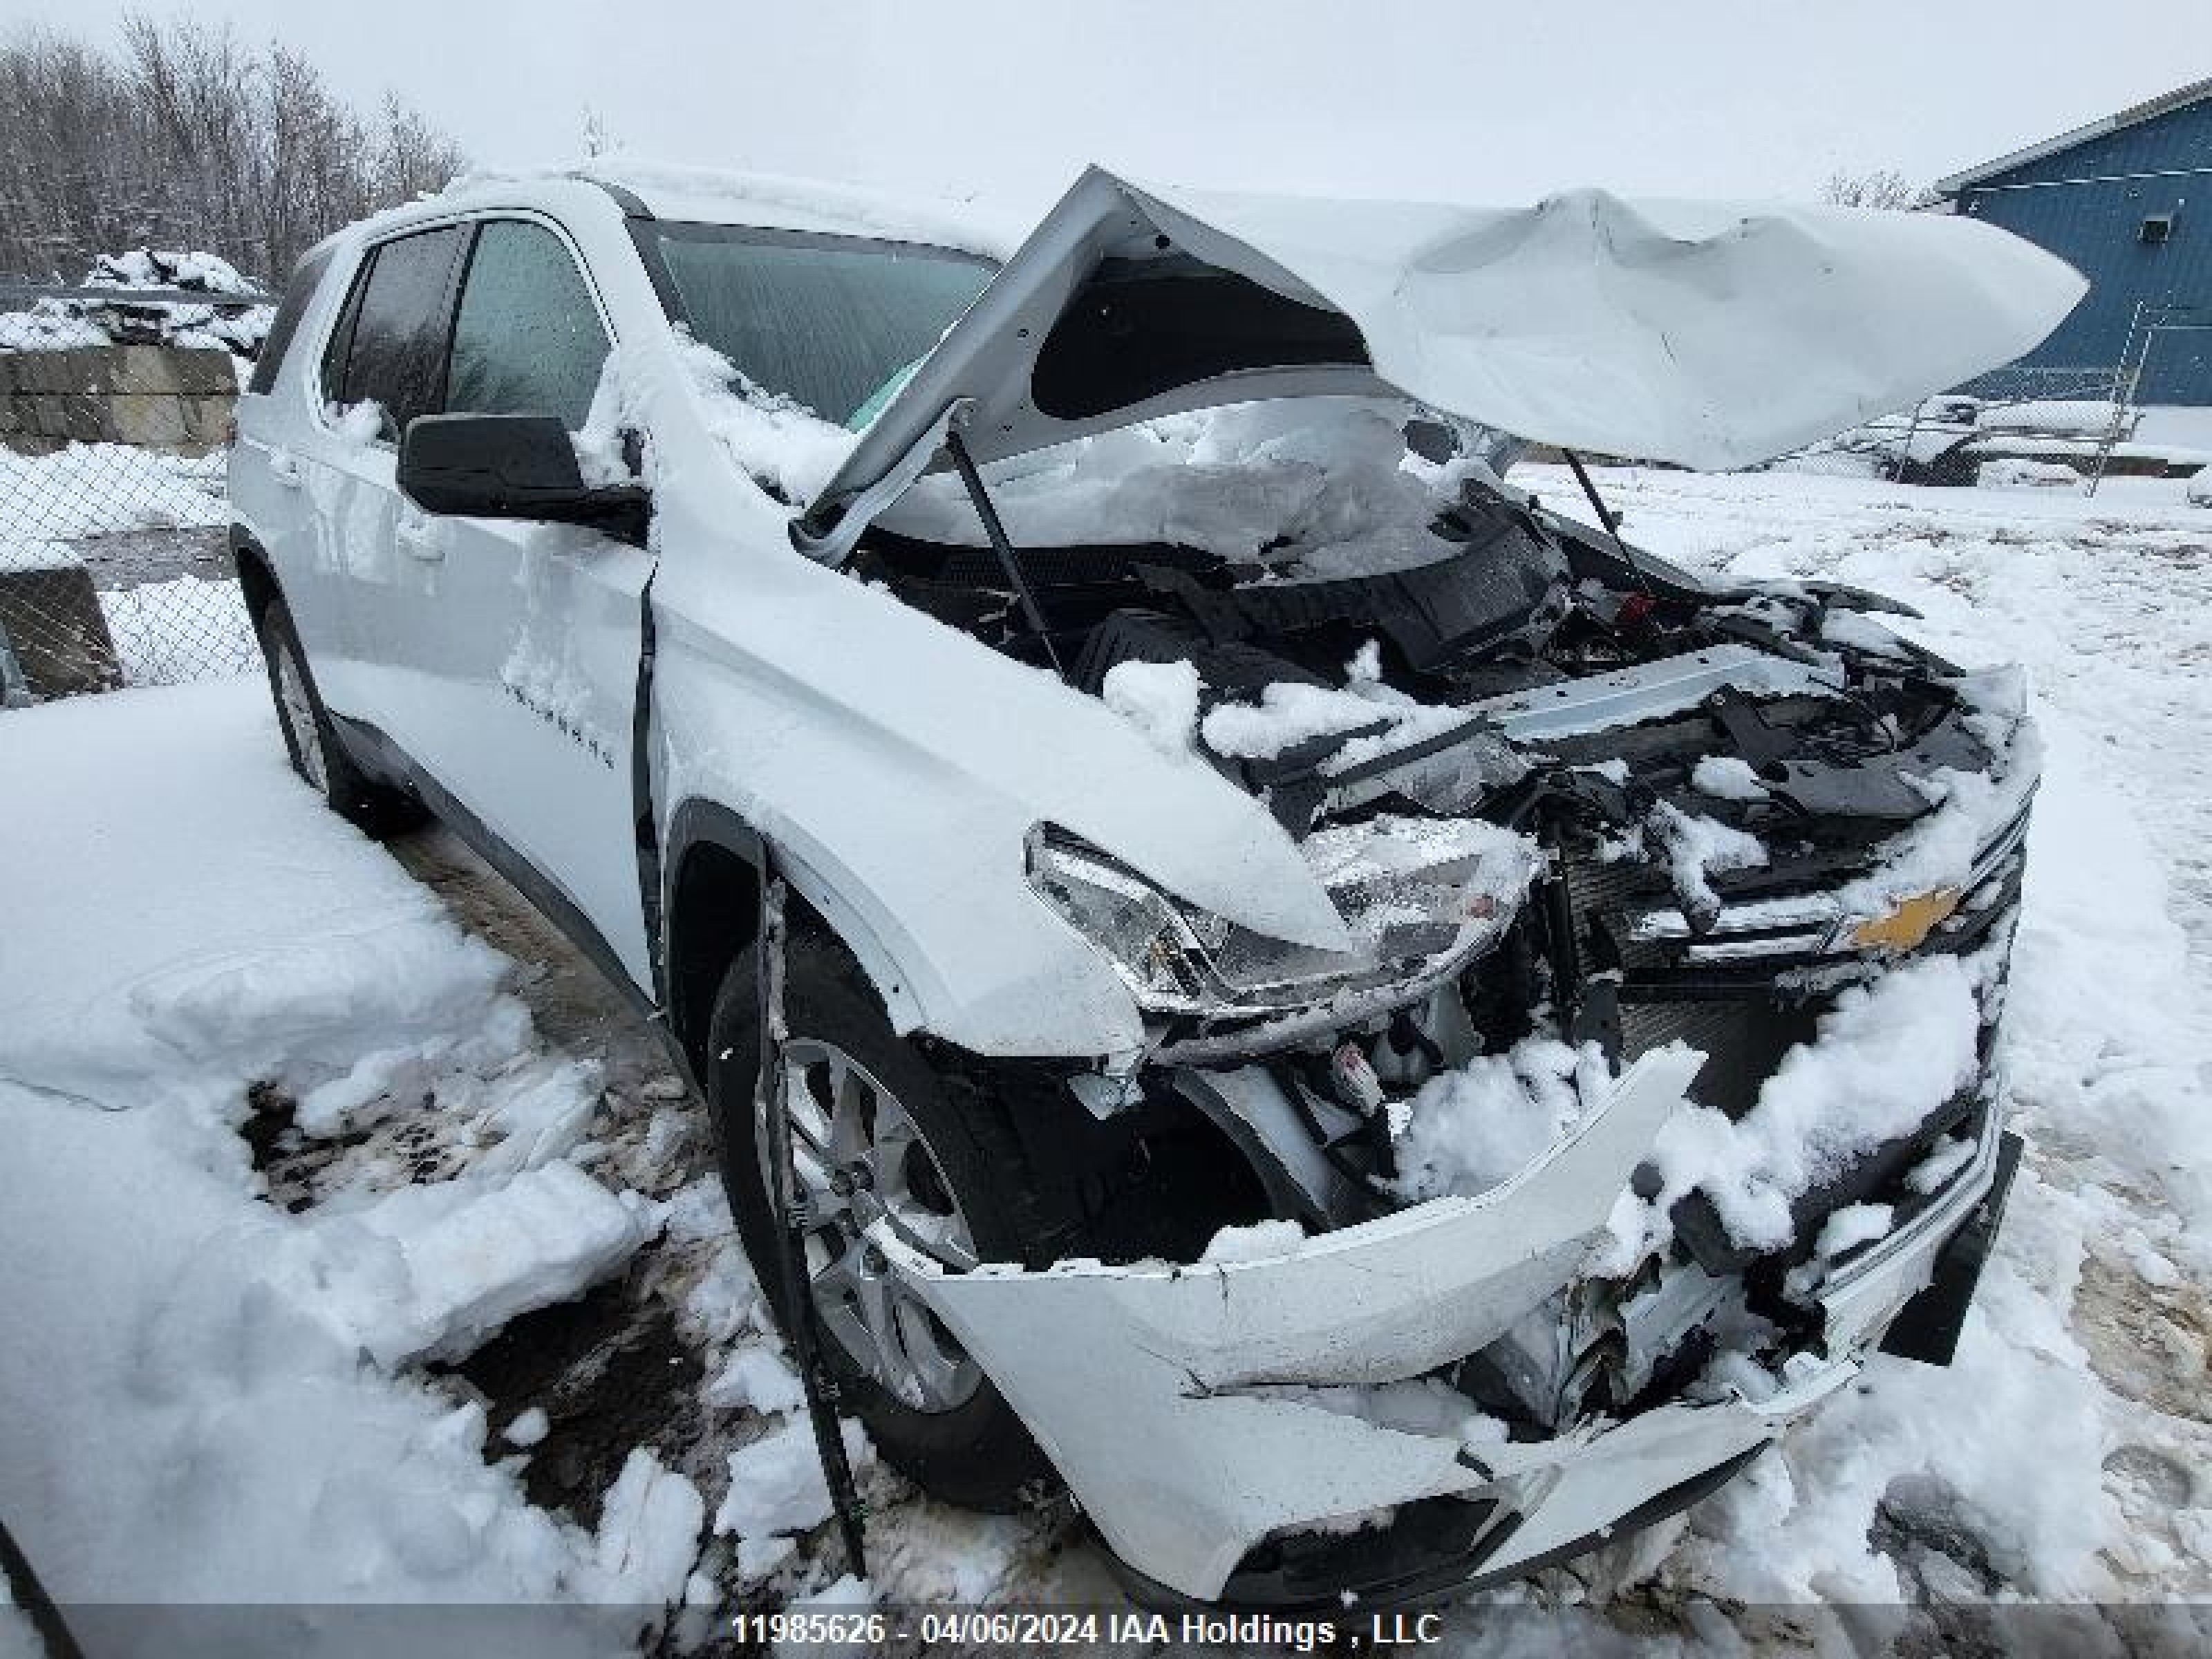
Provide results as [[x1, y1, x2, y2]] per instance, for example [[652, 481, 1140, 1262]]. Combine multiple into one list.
[[0, 345, 236, 457]]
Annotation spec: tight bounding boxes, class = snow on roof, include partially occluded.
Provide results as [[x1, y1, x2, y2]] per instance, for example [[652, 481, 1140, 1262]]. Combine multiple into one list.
[[1933, 76, 2212, 195], [440, 157, 1022, 259]]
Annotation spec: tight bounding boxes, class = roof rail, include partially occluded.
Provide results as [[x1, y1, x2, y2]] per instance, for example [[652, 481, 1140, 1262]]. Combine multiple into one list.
[[568, 173, 655, 218]]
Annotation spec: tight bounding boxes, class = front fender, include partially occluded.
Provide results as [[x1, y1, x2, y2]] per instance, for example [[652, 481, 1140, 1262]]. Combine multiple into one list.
[[646, 503, 1353, 1058]]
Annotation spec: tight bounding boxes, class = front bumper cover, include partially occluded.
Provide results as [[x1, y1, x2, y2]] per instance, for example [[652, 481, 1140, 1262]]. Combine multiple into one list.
[[874, 1048, 2014, 1604]]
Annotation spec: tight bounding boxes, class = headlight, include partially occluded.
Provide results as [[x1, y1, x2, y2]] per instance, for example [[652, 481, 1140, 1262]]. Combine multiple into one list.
[[1025, 820, 1540, 1019]]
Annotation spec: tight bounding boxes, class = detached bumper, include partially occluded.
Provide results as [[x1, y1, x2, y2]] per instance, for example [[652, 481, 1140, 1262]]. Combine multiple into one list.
[[875, 1049, 2014, 1605]]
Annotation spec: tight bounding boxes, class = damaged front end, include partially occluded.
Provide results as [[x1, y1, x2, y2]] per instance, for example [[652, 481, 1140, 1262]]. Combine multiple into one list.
[[847, 457, 2036, 1606], [769, 168, 2063, 1607]]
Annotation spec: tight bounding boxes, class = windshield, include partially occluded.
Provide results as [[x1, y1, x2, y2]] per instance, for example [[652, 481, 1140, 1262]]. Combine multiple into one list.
[[639, 223, 995, 431]]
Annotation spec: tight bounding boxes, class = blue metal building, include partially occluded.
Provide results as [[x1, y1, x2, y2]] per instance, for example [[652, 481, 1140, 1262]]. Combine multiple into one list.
[[1935, 79, 2212, 405]]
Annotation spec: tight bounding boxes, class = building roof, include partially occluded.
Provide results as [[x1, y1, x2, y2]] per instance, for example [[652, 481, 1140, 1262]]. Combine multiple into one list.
[[1933, 77, 2212, 195]]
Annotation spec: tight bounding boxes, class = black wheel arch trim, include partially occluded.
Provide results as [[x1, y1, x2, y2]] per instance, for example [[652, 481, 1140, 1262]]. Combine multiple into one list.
[[229, 523, 279, 617]]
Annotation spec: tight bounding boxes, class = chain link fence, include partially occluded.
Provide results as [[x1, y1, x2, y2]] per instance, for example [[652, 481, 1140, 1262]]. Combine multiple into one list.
[[1765, 364, 2146, 492], [0, 438, 256, 706], [1, 283, 264, 708]]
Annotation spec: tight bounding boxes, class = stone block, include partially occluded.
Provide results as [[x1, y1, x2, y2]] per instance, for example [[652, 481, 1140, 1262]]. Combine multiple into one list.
[[179, 394, 235, 449], [110, 344, 181, 395], [111, 393, 188, 448], [57, 393, 108, 442], [168, 348, 238, 396]]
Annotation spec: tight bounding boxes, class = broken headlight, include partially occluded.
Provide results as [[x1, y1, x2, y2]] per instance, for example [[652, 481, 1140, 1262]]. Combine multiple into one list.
[[1025, 828, 1374, 1018], [1025, 818, 1539, 1021]]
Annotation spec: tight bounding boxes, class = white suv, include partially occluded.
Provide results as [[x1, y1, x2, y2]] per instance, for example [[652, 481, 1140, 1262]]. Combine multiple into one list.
[[231, 164, 2075, 1608]]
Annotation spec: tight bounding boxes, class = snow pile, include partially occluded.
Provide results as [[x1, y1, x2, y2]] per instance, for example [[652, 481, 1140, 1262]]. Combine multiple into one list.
[[1100, 657, 1201, 758], [454, 156, 1020, 261], [0, 538, 77, 574], [2188, 468, 2211, 507], [1390, 1037, 1610, 1200], [503, 1406, 551, 1447], [669, 324, 856, 505], [81, 249, 270, 355], [1642, 800, 1769, 922], [0, 442, 227, 541], [705, 1344, 807, 1415], [590, 1450, 706, 1610], [884, 399, 1465, 570], [1978, 458, 2082, 490], [0, 682, 662, 1616], [1198, 1218, 1307, 1263], [261, 1163, 659, 1366], [1689, 754, 1770, 802], [776, 1573, 877, 1659], [713, 1418, 871, 1540], [1199, 640, 1468, 767], [1831, 724, 2037, 920], [1974, 399, 2122, 437], [100, 575, 260, 686], [328, 397, 385, 447], [1613, 953, 1985, 1255], [0, 250, 270, 357], [1810, 1201, 1895, 1262], [0, 306, 109, 352]]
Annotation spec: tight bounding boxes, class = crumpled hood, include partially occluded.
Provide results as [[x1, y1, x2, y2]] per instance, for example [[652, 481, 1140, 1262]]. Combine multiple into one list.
[[798, 167, 2085, 552]]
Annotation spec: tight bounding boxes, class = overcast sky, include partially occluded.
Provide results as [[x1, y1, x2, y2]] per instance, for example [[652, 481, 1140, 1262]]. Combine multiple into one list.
[[8, 1, 2210, 216]]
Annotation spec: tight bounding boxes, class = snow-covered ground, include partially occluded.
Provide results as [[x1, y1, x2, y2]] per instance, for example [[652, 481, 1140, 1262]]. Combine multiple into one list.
[[1, 465, 2209, 1653]]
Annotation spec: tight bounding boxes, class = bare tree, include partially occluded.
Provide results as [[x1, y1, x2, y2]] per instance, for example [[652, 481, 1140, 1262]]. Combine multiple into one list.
[[1820, 168, 1938, 212], [581, 104, 618, 159], [0, 15, 465, 285]]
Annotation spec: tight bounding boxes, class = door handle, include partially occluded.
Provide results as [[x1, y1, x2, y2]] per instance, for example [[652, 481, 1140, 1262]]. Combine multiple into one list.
[[268, 449, 303, 488], [395, 515, 445, 561]]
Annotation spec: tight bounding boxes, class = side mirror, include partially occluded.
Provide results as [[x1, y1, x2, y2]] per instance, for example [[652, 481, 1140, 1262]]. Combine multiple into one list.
[[397, 413, 646, 538]]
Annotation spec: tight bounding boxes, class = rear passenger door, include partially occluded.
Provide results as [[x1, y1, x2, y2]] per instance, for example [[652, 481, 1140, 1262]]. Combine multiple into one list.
[[294, 223, 469, 719], [382, 216, 657, 993]]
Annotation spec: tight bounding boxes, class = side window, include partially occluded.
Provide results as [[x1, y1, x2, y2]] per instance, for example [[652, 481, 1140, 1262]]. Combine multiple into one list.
[[248, 243, 335, 396], [324, 225, 469, 440], [318, 261, 365, 409], [446, 221, 610, 430]]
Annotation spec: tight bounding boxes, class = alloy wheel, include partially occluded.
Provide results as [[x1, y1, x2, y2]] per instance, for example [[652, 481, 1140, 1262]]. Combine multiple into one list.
[[272, 637, 328, 794], [760, 1038, 984, 1413]]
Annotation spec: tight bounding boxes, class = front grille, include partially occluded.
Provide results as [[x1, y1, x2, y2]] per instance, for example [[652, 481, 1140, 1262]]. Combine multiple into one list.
[[1557, 812, 2020, 1273], [1618, 997, 1822, 1116]]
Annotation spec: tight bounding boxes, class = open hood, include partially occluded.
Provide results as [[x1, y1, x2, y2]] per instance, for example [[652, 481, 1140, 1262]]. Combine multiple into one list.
[[795, 167, 2084, 555]]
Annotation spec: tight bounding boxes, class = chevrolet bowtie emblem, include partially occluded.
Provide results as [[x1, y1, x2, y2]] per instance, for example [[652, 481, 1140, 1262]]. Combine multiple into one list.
[[1849, 888, 1961, 953]]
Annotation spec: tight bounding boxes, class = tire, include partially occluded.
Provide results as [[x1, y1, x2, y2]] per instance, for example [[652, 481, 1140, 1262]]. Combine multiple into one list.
[[252, 594, 423, 835], [706, 929, 1058, 1511]]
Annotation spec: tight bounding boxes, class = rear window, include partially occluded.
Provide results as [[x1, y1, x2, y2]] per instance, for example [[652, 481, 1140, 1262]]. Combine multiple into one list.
[[640, 224, 993, 429], [320, 225, 469, 440], [247, 243, 336, 396]]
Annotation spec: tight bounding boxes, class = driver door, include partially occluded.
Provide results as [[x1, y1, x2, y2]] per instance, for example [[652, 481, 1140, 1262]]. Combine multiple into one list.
[[379, 214, 656, 992]]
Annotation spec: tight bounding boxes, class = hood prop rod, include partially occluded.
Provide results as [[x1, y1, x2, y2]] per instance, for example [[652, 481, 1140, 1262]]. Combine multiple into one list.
[[946, 429, 1068, 679], [1562, 449, 1655, 599]]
